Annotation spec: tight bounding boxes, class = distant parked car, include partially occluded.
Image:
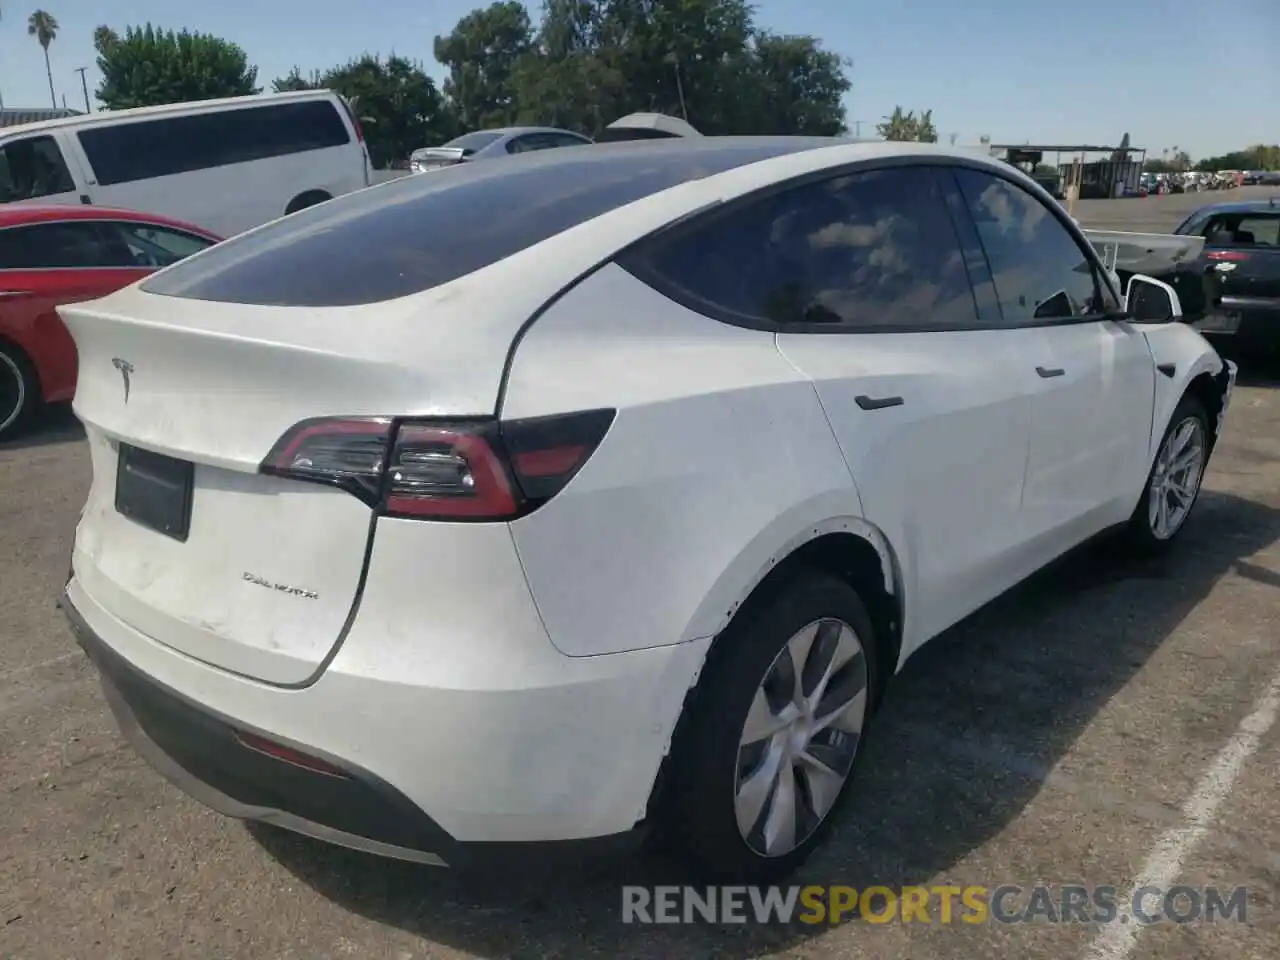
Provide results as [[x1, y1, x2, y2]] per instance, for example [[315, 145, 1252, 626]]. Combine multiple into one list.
[[0, 204, 220, 439], [0, 90, 370, 238], [1169, 198, 1280, 353], [594, 113, 703, 142], [408, 127, 592, 172]]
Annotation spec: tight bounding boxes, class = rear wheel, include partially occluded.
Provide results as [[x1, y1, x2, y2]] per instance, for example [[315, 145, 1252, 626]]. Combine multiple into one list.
[[0, 342, 37, 441], [1125, 394, 1210, 551], [658, 571, 879, 883]]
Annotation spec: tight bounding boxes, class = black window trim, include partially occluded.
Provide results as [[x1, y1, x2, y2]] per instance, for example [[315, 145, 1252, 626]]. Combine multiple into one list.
[[0, 217, 215, 272], [615, 154, 1127, 335]]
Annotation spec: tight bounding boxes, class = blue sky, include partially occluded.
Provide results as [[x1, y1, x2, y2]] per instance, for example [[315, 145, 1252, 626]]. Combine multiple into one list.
[[1, 0, 1275, 159]]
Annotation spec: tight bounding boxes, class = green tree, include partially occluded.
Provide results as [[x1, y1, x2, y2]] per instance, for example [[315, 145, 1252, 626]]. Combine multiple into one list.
[[272, 67, 324, 92], [496, 0, 849, 137], [273, 55, 452, 167], [93, 25, 120, 54], [95, 24, 260, 109], [27, 10, 59, 109], [433, 1, 534, 128], [877, 106, 937, 142]]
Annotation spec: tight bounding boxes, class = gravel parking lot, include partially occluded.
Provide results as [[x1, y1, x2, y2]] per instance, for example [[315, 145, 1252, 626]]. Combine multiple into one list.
[[2, 187, 1278, 960]]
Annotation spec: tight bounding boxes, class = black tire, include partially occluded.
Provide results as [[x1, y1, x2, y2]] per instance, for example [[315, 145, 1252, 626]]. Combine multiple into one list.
[[0, 341, 38, 442], [656, 570, 880, 883], [285, 190, 331, 215], [1124, 393, 1210, 552]]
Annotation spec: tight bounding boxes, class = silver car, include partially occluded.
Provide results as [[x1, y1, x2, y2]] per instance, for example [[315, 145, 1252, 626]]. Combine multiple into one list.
[[408, 127, 592, 172]]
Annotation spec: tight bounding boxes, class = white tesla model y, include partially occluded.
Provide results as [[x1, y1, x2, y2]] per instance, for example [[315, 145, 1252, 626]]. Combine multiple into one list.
[[59, 138, 1236, 883]]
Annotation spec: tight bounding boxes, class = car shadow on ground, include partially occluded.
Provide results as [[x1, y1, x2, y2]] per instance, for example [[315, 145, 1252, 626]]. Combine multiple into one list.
[[250, 484, 1280, 958], [0, 404, 83, 450]]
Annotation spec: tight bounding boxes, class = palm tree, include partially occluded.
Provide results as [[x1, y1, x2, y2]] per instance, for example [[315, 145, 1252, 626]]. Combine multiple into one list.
[[27, 10, 60, 109]]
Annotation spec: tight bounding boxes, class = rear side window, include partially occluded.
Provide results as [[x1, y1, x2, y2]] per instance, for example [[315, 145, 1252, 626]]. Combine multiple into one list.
[[141, 140, 817, 306], [443, 131, 502, 154], [1198, 213, 1280, 246], [78, 99, 351, 186], [0, 221, 135, 269], [623, 165, 980, 331]]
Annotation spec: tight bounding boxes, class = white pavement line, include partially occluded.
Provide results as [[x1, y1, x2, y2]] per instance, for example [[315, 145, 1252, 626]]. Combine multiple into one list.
[[1082, 669, 1280, 960]]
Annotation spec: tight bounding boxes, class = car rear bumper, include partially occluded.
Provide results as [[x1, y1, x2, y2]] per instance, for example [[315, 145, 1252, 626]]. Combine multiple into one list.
[[60, 573, 709, 866], [1198, 297, 1280, 350]]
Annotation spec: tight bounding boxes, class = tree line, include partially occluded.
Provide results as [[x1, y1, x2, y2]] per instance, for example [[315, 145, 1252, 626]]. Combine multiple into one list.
[[80, 2, 865, 169], [22, 6, 1278, 174]]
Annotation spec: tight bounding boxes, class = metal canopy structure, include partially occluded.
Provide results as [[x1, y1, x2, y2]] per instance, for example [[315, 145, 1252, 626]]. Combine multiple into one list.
[[986, 139, 1150, 211]]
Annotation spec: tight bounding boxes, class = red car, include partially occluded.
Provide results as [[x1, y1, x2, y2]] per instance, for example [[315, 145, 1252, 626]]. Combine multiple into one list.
[[0, 205, 220, 439]]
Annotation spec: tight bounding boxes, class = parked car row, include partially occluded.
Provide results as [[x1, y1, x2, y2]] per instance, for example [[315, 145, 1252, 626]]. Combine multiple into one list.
[[407, 112, 703, 171]]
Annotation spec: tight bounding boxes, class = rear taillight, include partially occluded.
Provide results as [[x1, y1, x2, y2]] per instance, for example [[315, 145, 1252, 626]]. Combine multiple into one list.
[[1208, 251, 1250, 261], [260, 410, 615, 521]]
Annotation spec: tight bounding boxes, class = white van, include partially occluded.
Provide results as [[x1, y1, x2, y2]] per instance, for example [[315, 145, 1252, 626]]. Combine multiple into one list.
[[0, 90, 371, 237]]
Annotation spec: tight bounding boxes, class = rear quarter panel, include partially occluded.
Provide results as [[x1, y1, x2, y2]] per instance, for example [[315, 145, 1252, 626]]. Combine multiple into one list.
[[500, 263, 866, 658]]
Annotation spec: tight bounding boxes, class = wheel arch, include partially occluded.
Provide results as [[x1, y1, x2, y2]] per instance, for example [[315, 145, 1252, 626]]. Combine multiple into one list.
[[644, 521, 906, 832], [684, 513, 906, 701], [285, 189, 333, 215]]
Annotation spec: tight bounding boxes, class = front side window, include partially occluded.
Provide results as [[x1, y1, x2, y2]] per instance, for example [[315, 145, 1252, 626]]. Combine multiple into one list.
[[104, 221, 216, 267], [626, 165, 980, 331], [0, 135, 76, 202], [954, 168, 1109, 321]]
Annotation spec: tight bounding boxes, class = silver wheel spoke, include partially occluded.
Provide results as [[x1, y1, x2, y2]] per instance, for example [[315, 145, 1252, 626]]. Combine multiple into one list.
[[760, 758, 798, 856], [1169, 448, 1200, 475], [784, 622, 821, 705], [814, 686, 867, 736], [736, 740, 785, 838], [805, 622, 860, 714], [740, 688, 794, 746], [798, 750, 846, 819]]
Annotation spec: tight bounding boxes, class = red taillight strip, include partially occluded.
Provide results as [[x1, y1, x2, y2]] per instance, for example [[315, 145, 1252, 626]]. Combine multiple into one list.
[[235, 730, 350, 779], [1207, 251, 1250, 261], [513, 444, 588, 478]]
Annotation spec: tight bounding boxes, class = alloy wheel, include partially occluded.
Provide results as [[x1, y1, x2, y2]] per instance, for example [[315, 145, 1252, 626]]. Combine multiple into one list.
[[0, 350, 25, 436], [1148, 415, 1206, 540], [735, 618, 868, 858]]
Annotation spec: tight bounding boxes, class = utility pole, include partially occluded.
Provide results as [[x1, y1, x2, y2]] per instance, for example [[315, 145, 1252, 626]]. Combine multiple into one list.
[[75, 66, 90, 113], [0, 8, 5, 109]]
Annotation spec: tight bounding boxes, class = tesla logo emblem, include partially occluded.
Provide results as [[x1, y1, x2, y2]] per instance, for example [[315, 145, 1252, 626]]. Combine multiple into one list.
[[111, 358, 134, 404]]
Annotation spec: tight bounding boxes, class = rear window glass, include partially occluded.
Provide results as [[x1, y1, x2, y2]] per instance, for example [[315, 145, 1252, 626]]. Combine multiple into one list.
[[141, 139, 822, 307]]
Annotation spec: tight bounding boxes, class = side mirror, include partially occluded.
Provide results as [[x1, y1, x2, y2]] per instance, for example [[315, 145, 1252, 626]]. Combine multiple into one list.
[[1124, 274, 1183, 323]]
